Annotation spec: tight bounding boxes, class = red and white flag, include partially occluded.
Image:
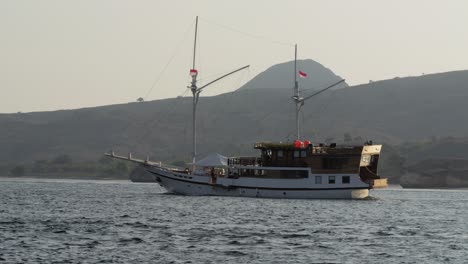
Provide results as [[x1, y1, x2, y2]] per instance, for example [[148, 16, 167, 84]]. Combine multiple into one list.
[[189, 69, 198, 76], [299, 70, 307, 78]]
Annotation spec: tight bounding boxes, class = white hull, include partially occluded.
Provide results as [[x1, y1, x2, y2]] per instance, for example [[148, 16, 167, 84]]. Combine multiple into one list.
[[147, 166, 370, 199]]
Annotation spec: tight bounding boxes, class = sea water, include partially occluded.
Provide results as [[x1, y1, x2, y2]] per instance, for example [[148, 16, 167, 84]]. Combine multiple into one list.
[[0, 178, 467, 263]]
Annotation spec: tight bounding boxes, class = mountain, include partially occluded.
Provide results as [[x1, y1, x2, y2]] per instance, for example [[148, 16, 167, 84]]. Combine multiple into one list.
[[1, 60, 468, 184], [238, 59, 348, 90]]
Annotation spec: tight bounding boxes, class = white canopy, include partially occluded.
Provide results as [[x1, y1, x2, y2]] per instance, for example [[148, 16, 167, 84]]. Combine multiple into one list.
[[195, 153, 228, 167]]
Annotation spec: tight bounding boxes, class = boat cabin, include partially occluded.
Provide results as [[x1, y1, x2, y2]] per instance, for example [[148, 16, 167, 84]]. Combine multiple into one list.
[[227, 141, 382, 181]]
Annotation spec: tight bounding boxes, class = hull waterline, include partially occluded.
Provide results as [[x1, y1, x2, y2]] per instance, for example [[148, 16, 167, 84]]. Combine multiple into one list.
[[148, 167, 370, 199]]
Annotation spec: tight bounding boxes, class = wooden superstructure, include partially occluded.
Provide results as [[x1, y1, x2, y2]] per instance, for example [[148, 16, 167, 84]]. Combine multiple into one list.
[[226, 141, 386, 187]]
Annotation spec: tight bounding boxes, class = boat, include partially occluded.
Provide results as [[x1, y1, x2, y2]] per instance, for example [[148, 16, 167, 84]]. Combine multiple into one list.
[[105, 17, 388, 199]]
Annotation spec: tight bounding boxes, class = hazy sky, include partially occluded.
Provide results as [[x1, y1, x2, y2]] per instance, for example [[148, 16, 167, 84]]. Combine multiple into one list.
[[1, 0, 467, 113]]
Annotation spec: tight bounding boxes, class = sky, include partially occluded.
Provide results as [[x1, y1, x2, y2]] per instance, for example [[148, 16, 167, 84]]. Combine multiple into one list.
[[1, 0, 467, 113]]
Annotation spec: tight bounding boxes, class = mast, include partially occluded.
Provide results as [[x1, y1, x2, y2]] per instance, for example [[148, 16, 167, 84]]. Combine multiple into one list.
[[292, 44, 346, 141], [190, 16, 199, 167], [192, 16, 198, 71], [295, 44, 300, 140], [188, 16, 249, 167], [293, 44, 302, 140]]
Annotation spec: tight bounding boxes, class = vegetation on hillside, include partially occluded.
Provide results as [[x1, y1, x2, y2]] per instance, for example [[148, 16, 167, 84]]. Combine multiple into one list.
[[1, 61, 467, 186], [0, 154, 134, 179]]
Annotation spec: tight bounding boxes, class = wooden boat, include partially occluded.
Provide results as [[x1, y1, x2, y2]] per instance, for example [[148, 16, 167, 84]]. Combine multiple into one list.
[[105, 17, 387, 199]]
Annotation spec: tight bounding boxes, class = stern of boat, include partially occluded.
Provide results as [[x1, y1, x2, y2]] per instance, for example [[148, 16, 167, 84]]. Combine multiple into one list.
[[359, 144, 388, 189]]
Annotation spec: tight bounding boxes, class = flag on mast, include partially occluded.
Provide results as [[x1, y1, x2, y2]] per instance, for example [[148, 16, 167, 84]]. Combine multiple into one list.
[[299, 70, 307, 78], [190, 69, 198, 76]]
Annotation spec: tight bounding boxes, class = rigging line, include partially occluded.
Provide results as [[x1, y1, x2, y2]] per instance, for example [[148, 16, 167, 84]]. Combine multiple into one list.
[[301, 82, 339, 140], [108, 96, 179, 151], [283, 129, 295, 142], [235, 68, 249, 90], [256, 111, 274, 123], [309, 87, 339, 141], [238, 80, 345, 95], [144, 20, 195, 100], [133, 90, 191, 146], [281, 110, 308, 142], [179, 88, 190, 98], [301, 109, 305, 139], [301, 81, 346, 92], [197, 65, 252, 84], [216, 67, 256, 95], [197, 70, 242, 85], [213, 68, 247, 97], [278, 101, 296, 142], [228, 67, 252, 95], [197, 22, 203, 84], [199, 17, 294, 47], [323, 88, 339, 135], [221, 68, 250, 115], [134, 85, 193, 146]]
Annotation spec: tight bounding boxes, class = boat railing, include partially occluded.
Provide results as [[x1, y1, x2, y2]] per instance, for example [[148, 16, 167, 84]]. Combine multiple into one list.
[[228, 156, 262, 166], [155, 162, 187, 172]]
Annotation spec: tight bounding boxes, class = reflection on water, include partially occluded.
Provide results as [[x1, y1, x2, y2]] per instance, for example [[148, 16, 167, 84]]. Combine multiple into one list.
[[1, 178, 467, 263]]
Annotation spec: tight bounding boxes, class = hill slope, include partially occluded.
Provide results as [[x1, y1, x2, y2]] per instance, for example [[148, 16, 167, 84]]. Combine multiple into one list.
[[1, 63, 468, 184]]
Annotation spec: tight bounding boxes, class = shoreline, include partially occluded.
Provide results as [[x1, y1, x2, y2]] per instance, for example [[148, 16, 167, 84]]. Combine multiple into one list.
[[2, 176, 468, 190], [0, 175, 130, 182]]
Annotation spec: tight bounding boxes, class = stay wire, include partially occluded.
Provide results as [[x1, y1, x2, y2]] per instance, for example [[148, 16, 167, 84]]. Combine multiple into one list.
[[132, 87, 192, 150], [305, 87, 339, 142], [199, 17, 294, 47], [115, 16, 292, 156], [144, 20, 195, 100]]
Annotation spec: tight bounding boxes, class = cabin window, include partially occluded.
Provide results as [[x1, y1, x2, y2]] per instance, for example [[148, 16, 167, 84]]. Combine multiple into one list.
[[322, 157, 348, 169], [267, 149, 272, 157], [328, 176, 336, 184], [315, 176, 322, 184], [361, 155, 372, 166], [277, 150, 283, 159], [363, 155, 370, 162], [293, 151, 300, 158], [342, 176, 350, 184], [300, 150, 307, 158], [279, 170, 308, 178]]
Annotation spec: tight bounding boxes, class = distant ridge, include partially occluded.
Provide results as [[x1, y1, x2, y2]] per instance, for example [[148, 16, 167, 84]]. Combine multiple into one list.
[[1, 62, 468, 185]]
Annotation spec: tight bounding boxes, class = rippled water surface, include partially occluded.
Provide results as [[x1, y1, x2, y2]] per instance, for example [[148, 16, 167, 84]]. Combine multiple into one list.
[[1, 178, 468, 263]]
